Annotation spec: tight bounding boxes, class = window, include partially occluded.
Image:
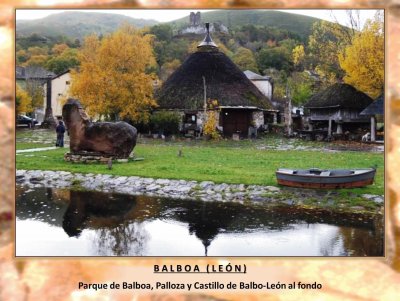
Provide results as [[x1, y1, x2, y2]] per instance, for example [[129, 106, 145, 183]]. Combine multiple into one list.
[[184, 113, 197, 124]]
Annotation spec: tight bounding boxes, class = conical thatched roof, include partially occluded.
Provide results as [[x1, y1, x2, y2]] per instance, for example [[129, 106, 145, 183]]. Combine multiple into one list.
[[304, 83, 373, 109], [156, 51, 272, 110]]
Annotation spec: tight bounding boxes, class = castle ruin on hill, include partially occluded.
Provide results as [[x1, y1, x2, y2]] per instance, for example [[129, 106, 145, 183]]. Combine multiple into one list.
[[179, 11, 229, 35]]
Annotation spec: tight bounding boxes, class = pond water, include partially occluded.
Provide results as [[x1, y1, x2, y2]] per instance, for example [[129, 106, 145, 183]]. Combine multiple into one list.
[[16, 186, 384, 257]]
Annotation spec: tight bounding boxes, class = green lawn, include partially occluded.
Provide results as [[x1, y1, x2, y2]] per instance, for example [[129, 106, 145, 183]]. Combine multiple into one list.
[[16, 143, 384, 195]]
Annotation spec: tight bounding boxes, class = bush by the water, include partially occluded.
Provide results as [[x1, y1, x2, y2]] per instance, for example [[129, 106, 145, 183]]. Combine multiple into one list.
[[150, 111, 181, 136]]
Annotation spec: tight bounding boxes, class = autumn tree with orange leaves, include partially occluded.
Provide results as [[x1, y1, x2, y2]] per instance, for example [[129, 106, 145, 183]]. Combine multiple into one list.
[[70, 24, 158, 122]]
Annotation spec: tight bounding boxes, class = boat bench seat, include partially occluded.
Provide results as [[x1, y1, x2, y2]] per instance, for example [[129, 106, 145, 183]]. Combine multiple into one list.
[[320, 171, 331, 176]]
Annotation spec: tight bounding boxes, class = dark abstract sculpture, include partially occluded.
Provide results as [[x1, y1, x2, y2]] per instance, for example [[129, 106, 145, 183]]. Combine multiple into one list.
[[62, 98, 137, 158]]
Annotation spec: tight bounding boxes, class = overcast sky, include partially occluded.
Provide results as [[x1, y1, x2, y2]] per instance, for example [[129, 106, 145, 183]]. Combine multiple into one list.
[[16, 9, 381, 28]]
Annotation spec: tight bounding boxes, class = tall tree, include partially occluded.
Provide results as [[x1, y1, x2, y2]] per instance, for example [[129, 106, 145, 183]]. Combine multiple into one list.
[[70, 24, 158, 122], [232, 47, 258, 72], [25, 78, 44, 111], [307, 20, 352, 83], [257, 46, 293, 74], [292, 45, 306, 71], [288, 72, 314, 105], [159, 59, 181, 81], [16, 84, 32, 115], [338, 17, 384, 98]]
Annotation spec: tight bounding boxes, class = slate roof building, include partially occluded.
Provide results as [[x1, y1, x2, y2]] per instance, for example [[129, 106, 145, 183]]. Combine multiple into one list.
[[157, 23, 275, 138], [304, 83, 374, 136], [16, 66, 55, 87], [360, 94, 384, 142], [244, 70, 273, 101]]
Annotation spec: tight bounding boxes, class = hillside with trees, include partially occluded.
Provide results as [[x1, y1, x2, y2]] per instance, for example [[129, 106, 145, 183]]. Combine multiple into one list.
[[16, 11, 158, 40]]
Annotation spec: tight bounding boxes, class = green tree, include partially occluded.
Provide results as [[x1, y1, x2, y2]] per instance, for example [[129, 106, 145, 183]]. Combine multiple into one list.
[[307, 20, 352, 83], [25, 79, 45, 111], [16, 50, 28, 64], [288, 72, 314, 105], [159, 59, 181, 81], [265, 69, 288, 99], [46, 48, 79, 74], [150, 111, 181, 136], [257, 46, 293, 74], [150, 24, 173, 41], [232, 47, 258, 72]]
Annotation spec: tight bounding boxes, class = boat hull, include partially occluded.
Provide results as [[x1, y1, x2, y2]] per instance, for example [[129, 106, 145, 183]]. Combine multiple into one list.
[[276, 168, 376, 189]]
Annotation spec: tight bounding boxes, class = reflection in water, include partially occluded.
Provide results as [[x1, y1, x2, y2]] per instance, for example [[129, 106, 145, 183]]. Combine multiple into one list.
[[96, 223, 149, 256], [62, 190, 137, 237], [16, 186, 384, 256]]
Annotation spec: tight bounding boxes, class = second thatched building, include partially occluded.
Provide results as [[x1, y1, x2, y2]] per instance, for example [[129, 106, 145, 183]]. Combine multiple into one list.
[[156, 23, 276, 138], [304, 83, 374, 137]]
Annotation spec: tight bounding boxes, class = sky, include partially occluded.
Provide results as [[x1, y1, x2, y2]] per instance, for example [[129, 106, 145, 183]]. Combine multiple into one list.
[[15, 9, 381, 28]]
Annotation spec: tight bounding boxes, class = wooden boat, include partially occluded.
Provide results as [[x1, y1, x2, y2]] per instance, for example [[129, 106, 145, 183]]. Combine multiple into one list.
[[276, 168, 376, 189]]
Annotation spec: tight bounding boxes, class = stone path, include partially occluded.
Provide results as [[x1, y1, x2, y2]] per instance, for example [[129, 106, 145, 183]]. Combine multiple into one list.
[[16, 146, 58, 153]]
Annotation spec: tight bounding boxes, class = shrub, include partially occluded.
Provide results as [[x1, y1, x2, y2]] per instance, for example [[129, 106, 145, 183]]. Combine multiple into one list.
[[150, 111, 181, 136], [203, 110, 220, 140], [203, 99, 221, 140]]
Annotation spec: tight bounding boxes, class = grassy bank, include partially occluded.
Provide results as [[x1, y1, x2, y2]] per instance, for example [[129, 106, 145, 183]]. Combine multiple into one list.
[[16, 143, 384, 195]]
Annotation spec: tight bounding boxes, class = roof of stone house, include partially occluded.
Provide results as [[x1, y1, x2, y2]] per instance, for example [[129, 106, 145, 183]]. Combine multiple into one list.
[[51, 69, 71, 80], [244, 70, 272, 81], [360, 94, 384, 115], [304, 83, 373, 110], [16, 66, 55, 80]]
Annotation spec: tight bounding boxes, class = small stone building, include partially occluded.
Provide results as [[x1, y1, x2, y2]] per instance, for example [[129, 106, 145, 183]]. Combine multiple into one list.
[[157, 24, 275, 138], [42, 69, 71, 121], [304, 83, 373, 137]]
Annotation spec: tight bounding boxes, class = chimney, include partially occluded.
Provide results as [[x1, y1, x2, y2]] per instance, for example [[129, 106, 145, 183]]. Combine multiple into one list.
[[197, 23, 218, 50], [41, 73, 56, 128]]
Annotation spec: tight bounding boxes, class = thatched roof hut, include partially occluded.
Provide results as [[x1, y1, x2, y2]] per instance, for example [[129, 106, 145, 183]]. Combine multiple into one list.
[[157, 25, 272, 111], [304, 83, 374, 137], [304, 83, 373, 109]]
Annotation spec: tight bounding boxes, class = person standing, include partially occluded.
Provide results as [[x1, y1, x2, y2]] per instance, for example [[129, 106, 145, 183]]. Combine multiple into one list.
[[56, 120, 66, 147]]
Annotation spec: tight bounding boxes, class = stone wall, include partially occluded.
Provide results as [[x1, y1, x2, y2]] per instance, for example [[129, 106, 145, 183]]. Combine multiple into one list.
[[64, 152, 128, 164], [16, 169, 383, 208]]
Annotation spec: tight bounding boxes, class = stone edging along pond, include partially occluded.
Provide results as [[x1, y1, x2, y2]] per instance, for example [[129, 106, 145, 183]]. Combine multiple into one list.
[[16, 170, 384, 212]]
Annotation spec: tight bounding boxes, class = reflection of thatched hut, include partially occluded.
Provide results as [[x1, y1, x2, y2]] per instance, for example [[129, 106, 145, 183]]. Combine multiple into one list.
[[304, 83, 373, 136], [157, 23, 274, 138]]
